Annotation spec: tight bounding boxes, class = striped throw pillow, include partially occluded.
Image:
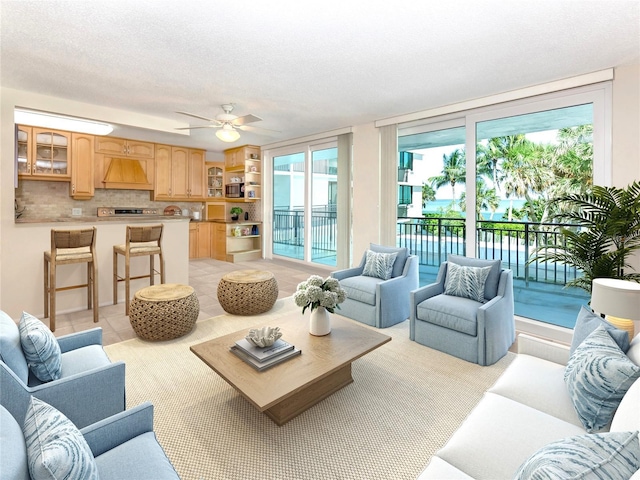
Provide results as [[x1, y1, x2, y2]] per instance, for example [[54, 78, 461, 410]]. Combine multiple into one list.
[[18, 312, 62, 382], [23, 397, 99, 480], [564, 325, 640, 432], [514, 431, 640, 480], [362, 250, 398, 280]]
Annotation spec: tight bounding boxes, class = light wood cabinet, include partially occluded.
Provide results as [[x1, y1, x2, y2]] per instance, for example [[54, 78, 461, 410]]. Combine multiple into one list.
[[221, 221, 262, 262], [212, 223, 227, 261], [154, 145, 205, 201], [17, 126, 71, 181], [70, 133, 94, 199], [224, 145, 261, 202], [189, 222, 211, 258], [206, 163, 224, 199], [95, 137, 154, 159]]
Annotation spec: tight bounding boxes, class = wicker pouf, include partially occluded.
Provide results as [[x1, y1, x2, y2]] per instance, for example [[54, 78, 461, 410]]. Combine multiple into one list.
[[129, 283, 199, 341], [217, 270, 278, 315]]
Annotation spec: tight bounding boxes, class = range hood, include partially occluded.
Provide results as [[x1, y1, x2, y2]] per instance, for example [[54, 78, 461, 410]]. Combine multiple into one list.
[[102, 158, 152, 190]]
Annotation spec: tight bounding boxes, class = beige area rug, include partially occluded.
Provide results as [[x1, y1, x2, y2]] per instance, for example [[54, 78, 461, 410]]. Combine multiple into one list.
[[104, 298, 514, 480]]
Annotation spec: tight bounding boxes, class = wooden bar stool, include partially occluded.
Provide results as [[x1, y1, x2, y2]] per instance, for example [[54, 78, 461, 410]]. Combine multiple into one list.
[[44, 227, 98, 332], [113, 224, 165, 315]]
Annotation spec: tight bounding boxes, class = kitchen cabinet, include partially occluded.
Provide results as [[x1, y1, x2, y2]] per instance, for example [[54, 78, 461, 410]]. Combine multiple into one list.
[[213, 221, 262, 263], [17, 126, 71, 181], [95, 137, 154, 159], [189, 222, 211, 258], [206, 162, 224, 198], [70, 133, 95, 199], [224, 145, 261, 202], [154, 145, 205, 201]]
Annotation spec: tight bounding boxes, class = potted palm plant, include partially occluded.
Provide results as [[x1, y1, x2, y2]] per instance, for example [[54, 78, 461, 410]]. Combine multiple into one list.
[[530, 181, 640, 293]]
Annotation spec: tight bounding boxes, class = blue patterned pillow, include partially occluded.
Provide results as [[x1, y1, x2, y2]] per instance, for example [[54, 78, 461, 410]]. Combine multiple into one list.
[[514, 431, 640, 480], [18, 312, 61, 382], [362, 250, 398, 280], [570, 305, 630, 355], [564, 325, 640, 432], [444, 262, 492, 303], [23, 397, 99, 480]]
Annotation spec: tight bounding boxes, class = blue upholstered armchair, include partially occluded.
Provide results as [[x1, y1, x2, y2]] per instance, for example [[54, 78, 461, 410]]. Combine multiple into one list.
[[0, 311, 126, 429], [410, 255, 515, 366], [331, 243, 419, 328], [1, 401, 179, 480]]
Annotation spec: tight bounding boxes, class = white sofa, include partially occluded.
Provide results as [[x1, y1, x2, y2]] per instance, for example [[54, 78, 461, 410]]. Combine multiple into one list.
[[418, 332, 640, 479]]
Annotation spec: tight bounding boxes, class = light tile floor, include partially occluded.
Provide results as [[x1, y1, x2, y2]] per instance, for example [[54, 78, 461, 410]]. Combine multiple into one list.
[[51, 258, 332, 346]]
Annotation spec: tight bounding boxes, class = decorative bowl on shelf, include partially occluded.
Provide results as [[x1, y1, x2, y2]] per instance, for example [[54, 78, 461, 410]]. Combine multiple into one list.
[[245, 326, 282, 347]]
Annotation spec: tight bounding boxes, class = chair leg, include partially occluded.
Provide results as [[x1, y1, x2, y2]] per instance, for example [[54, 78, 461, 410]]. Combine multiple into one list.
[[159, 251, 165, 284], [44, 257, 49, 320], [113, 249, 118, 306], [49, 262, 56, 332], [87, 262, 92, 310], [125, 254, 131, 316], [92, 260, 99, 324], [150, 254, 155, 286]]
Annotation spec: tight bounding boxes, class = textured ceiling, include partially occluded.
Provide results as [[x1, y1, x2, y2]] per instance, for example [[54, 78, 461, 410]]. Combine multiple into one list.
[[1, 0, 638, 154]]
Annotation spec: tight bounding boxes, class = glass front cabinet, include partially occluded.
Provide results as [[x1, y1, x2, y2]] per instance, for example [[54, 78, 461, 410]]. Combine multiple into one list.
[[17, 126, 71, 180], [207, 163, 224, 198]]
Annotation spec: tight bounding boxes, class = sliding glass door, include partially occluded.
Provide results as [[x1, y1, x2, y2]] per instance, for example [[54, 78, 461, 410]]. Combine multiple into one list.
[[271, 143, 339, 266]]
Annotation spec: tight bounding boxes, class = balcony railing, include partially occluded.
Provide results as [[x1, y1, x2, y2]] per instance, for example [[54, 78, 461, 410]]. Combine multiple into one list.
[[396, 216, 583, 286]]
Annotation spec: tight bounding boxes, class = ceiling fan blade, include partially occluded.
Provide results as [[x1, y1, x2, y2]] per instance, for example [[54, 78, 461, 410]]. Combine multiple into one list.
[[176, 111, 216, 123], [175, 124, 220, 130], [238, 124, 280, 134], [232, 114, 262, 126]]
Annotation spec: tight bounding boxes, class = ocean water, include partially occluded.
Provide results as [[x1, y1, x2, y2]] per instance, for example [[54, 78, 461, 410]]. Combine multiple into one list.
[[423, 199, 526, 220]]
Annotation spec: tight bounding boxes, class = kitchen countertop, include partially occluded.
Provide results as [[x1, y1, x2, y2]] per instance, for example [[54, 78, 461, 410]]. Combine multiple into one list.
[[15, 215, 192, 224]]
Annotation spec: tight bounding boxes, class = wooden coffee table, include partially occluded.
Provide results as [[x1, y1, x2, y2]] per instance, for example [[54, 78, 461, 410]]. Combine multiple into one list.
[[190, 312, 391, 425]]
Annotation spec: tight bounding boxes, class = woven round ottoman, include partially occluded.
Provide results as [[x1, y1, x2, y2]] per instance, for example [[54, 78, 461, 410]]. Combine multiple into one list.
[[129, 283, 199, 341], [217, 270, 278, 315]]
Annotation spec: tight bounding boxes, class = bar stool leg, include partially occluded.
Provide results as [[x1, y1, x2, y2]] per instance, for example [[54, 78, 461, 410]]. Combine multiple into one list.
[[92, 259, 99, 323], [159, 251, 165, 283], [150, 254, 155, 286], [113, 248, 118, 306], [125, 254, 131, 315], [44, 256, 49, 320], [50, 261, 56, 332]]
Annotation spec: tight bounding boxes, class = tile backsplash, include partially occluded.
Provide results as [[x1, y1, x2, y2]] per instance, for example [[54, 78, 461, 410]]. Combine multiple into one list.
[[15, 180, 260, 221]]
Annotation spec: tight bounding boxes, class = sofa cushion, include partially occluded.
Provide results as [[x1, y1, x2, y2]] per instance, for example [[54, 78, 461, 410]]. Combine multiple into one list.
[[370, 243, 408, 278], [416, 294, 479, 336], [447, 255, 501, 300], [0, 310, 29, 384], [94, 431, 179, 480], [611, 378, 640, 433], [339, 275, 381, 306], [564, 325, 640, 432], [0, 405, 29, 480], [362, 250, 397, 280], [23, 396, 99, 480], [19, 312, 62, 382], [436, 392, 585, 480], [570, 305, 630, 355], [444, 262, 492, 303], [417, 456, 474, 479], [514, 431, 640, 480], [488, 353, 584, 428]]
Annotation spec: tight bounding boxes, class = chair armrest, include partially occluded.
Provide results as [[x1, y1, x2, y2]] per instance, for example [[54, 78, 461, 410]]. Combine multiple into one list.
[[517, 333, 570, 365], [331, 265, 364, 280], [28, 361, 126, 428], [81, 402, 154, 457], [56, 328, 103, 353]]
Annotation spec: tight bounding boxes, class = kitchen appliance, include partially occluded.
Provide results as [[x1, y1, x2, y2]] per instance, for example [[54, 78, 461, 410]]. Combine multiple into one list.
[[225, 183, 245, 198], [97, 207, 160, 217]]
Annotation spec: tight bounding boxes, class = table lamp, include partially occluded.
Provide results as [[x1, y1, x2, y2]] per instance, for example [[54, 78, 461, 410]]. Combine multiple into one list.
[[590, 278, 640, 341]]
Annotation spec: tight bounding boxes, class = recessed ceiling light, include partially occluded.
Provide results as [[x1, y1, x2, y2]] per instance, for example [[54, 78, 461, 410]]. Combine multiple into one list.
[[14, 108, 114, 135]]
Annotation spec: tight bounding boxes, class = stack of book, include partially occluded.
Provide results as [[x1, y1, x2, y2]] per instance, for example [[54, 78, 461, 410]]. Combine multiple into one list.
[[230, 337, 301, 371]]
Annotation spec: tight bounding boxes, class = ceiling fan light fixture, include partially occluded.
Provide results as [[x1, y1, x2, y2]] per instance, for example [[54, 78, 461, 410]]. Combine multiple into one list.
[[216, 124, 240, 142]]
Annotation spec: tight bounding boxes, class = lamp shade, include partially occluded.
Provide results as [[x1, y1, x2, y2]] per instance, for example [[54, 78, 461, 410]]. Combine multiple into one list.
[[216, 125, 240, 142], [590, 278, 640, 322]]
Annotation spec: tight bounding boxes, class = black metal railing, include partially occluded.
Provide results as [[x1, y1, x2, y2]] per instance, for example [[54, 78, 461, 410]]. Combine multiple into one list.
[[273, 205, 337, 255], [397, 216, 582, 286]]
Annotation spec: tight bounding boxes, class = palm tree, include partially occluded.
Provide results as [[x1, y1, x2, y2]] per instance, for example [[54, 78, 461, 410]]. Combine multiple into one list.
[[428, 149, 466, 209], [460, 179, 500, 219]]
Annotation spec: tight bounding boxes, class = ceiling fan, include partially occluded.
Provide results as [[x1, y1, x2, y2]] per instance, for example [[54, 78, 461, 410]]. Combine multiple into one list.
[[176, 104, 273, 142]]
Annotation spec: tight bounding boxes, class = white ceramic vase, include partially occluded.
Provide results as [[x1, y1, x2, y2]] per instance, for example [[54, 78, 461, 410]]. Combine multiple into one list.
[[309, 306, 331, 336]]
